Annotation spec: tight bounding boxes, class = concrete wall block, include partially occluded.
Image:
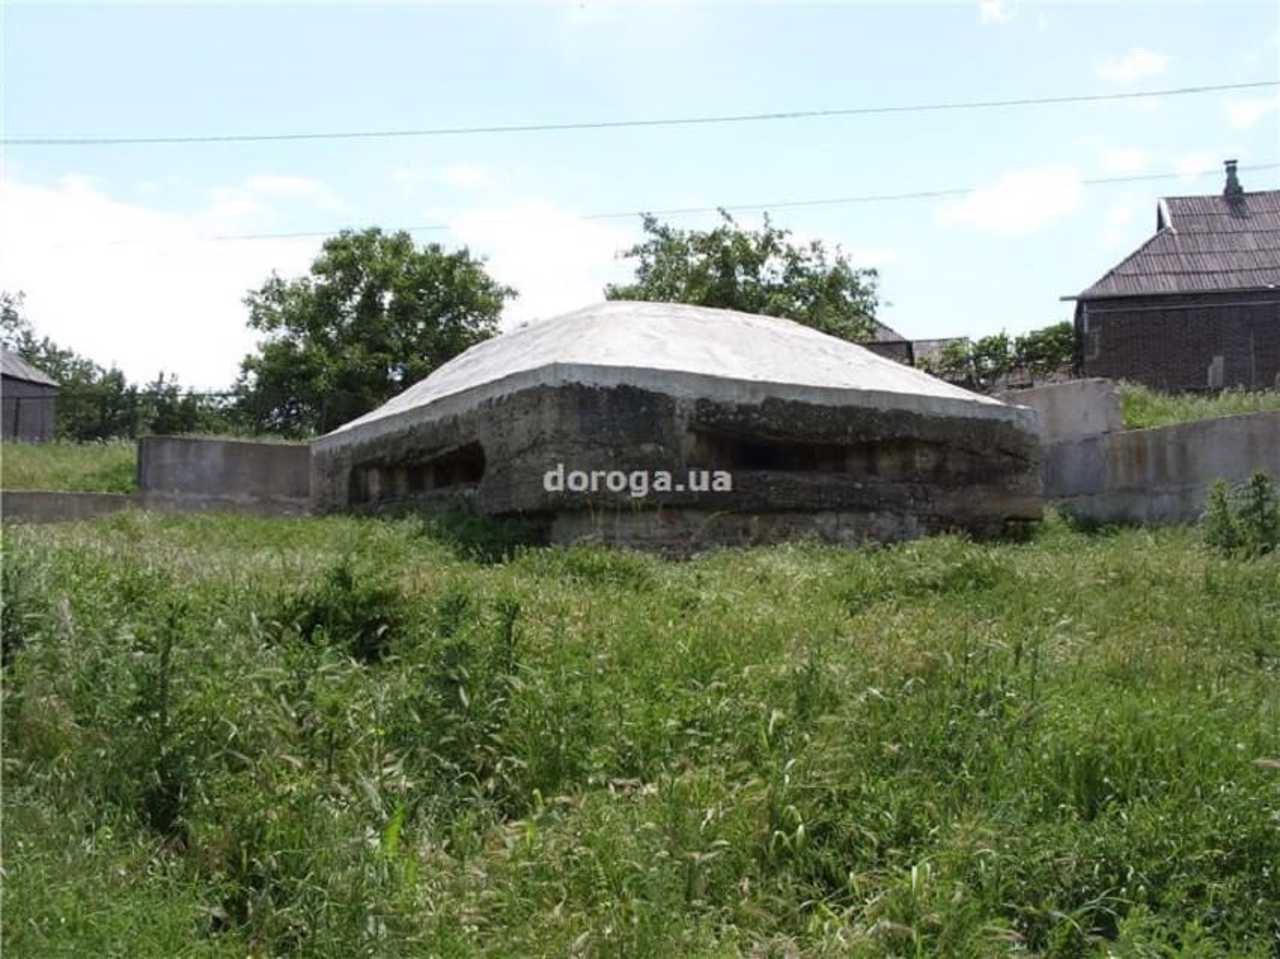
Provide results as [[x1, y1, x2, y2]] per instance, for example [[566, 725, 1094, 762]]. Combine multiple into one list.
[[998, 378, 1122, 444], [1044, 410, 1280, 525], [137, 436, 311, 506], [1, 490, 139, 523]]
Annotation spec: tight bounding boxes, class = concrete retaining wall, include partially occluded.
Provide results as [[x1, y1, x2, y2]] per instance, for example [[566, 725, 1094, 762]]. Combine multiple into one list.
[[137, 435, 310, 512], [1, 488, 315, 524], [1043, 410, 1280, 525], [998, 378, 1122, 444], [1, 490, 139, 523], [4, 437, 312, 524]]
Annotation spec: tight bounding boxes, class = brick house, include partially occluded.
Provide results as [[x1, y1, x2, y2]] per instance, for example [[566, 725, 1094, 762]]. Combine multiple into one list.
[[1065, 160, 1280, 391]]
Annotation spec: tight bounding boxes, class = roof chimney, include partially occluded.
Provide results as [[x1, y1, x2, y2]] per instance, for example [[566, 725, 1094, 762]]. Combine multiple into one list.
[[1224, 158, 1243, 198]]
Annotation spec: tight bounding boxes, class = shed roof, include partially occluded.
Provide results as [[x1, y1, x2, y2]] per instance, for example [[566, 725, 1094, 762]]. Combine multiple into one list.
[[1, 349, 58, 387], [1069, 188, 1280, 300]]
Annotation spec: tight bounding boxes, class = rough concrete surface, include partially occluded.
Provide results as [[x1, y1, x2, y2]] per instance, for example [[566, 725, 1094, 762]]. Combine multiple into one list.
[[1043, 410, 1280, 525], [313, 303, 1043, 549], [321, 302, 1032, 446]]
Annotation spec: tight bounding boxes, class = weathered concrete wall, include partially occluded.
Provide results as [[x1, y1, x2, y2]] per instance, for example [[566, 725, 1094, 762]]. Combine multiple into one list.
[[998, 378, 1122, 444], [1043, 410, 1280, 525], [1, 487, 313, 524], [138, 436, 310, 512], [313, 381, 1042, 550], [1, 490, 138, 523]]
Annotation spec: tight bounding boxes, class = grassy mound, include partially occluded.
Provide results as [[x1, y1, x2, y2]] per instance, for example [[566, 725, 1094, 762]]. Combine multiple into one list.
[[1120, 383, 1280, 431], [3, 512, 1278, 956], [1, 440, 137, 493]]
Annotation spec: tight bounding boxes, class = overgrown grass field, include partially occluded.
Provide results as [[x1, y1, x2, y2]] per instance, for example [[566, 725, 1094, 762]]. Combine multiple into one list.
[[1120, 383, 1280, 431], [3, 513, 1278, 956], [1, 440, 137, 493]]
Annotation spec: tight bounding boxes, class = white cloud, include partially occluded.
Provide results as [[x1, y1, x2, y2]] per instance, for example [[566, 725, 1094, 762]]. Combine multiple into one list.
[[1175, 151, 1216, 179], [1101, 203, 1137, 249], [391, 163, 497, 193], [0, 175, 322, 389], [1100, 147, 1149, 174], [440, 164, 494, 190], [448, 200, 635, 327], [1173, 150, 1241, 183], [978, 0, 1014, 24], [937, 166, 1083, 236], [1226, 94, 1280, 129], [846, 247, 898, 269], [244, 175, 343, 209], [1096, 48, 1169, 83]]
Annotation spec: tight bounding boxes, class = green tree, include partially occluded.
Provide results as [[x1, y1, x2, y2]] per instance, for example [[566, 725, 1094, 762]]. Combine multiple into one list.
[[1013, 321, 1074, 376], [605, 211, 879, 343], [923, 321, 1076, 390], [236, 229, 515, 437], [139, 372, 236, 436]]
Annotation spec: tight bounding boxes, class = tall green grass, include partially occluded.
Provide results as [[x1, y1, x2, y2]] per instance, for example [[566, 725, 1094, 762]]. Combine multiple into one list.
[[3, 512, 1278, 956], [1120, 382, 1280, 430], [0, 440, 137, 492]]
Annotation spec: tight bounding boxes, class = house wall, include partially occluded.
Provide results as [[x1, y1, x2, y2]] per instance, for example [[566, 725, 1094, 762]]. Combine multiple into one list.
[[1076, 290, 1280, 391], [1, 377, 57, 442]]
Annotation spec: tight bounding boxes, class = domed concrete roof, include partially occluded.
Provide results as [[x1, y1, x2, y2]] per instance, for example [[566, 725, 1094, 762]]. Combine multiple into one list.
[[319, 301, 1028, 447]]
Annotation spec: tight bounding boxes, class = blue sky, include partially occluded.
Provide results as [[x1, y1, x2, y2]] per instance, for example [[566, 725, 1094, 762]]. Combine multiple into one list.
[[3, 0, 1278, 388]]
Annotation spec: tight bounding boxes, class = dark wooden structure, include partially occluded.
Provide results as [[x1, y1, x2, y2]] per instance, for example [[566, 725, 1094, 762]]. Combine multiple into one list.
[[1066, 161, 1280, 391], [861, 320, 915, 365], [2, 349, 59, 442]]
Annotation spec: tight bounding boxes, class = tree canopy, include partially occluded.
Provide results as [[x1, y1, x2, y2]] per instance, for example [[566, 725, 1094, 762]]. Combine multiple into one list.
[[2, 291, 228, 440], [604, 211, 880, 343], [236, 229, 515, 437], [922, 321, 1076, 390]]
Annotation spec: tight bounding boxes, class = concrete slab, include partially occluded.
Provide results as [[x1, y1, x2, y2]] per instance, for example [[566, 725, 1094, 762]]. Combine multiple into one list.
[[319, 302, 1034, 450]]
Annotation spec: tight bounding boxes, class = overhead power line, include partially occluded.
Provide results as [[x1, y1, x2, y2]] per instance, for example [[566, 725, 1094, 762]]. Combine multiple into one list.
[[5, 80, 1276, 147], [83, 161, 1277, 247]]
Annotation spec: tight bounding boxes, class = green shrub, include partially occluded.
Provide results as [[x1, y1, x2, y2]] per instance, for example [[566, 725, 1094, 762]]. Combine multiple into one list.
[[1203, 471, 1279, 557], [279, 560, 406, 662], [419, 508, 543, 564]]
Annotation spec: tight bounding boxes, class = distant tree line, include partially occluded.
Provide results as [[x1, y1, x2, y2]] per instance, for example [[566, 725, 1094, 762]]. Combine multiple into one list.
[[1, 228, 512, 441], [4, 217, 1071, 441], [1, 292, 240, 441]]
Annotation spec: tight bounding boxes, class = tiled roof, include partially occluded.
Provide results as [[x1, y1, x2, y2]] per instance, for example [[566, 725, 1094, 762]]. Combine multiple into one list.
[[1072, 189, 1280, 299], [1, 348, 58, 387]]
